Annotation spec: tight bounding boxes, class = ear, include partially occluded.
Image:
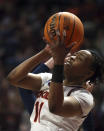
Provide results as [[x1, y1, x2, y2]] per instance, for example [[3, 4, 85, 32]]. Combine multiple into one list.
[[83, 81, 94, 92]]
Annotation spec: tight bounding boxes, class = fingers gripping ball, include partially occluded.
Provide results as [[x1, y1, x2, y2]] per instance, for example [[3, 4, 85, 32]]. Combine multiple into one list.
[[44, 12, 84, 52]]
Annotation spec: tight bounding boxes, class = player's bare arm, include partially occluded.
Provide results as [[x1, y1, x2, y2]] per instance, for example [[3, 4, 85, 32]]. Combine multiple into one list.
[[47, 30, 82, 117], [7, 47, 51, 91], [48, 57, 82, 117]]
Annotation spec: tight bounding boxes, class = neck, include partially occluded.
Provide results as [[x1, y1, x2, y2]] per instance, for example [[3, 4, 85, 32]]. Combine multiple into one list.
[[63, 79, 84, 87]]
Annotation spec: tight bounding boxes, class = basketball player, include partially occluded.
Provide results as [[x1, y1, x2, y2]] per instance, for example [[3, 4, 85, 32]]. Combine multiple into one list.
[[18, 56, 94, 131], [7, 31, 104, 131]]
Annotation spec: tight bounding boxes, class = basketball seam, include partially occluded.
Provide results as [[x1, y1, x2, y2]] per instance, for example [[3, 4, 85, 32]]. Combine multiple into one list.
[[58, 14, 61, 41], [69, 16, 75, 43], [58, 14, 61, 32], [46, 21, 50, 40]]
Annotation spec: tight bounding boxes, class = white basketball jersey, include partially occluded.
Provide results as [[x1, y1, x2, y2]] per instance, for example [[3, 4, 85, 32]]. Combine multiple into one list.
[[30, 73, 94, 131]]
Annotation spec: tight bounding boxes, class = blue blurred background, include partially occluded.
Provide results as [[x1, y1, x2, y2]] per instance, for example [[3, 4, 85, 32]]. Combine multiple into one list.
[[0, 0, 104, 131]]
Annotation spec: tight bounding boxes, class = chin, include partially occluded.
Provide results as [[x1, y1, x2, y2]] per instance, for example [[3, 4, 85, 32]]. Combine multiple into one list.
[[64, 68, 71, 78]]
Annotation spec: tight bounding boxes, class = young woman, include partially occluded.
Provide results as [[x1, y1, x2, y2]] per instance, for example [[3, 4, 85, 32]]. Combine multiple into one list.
[[7, 31, 104, 131]]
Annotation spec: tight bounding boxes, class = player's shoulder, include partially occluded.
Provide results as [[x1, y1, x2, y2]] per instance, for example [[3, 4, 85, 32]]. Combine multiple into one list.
[[38, 72, 52, 77], [70, 88, 94, 116], [72, 88, 94, 108], [72, 88, 94, 102], [38, 72, 52, 86], [39, 72, 52, 80], [73, 88, 93, 98]]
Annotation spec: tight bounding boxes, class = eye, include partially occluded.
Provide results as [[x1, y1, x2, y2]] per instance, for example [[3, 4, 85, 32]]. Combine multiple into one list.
[[77, 55, 83, 61], [73, 52, 77, 56], [73, 52, 84, 61]]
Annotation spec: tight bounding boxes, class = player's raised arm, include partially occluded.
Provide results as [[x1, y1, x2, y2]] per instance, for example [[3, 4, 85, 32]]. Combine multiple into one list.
[[7, 46, 51, 91], [18, 57, 54, 115], [47, 30, 80, 117], [48, 30, 96, 117]]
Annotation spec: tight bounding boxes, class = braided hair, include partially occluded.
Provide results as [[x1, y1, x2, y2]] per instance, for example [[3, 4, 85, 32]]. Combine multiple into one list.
[[87, 49, 104, 84]]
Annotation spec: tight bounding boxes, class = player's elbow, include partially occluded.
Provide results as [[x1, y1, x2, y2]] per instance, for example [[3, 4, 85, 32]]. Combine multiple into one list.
[[7, 74, 17, 86], [48, 104, 60, 114], [49, 105, 55, 113]]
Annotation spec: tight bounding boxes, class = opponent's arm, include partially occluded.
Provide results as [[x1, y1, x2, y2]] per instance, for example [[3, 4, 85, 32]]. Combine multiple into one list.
[[7, 48, 51, 91], [19, 88, 34, 115]]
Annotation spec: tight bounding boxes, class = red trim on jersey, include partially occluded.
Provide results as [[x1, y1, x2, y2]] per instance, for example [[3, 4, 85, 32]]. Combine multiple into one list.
[[34, 101, 39, 122], [38, 102, 44, 122]]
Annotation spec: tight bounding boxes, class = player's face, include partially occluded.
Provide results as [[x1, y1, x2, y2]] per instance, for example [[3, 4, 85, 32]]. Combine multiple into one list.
[[64, 50, 94, 82]]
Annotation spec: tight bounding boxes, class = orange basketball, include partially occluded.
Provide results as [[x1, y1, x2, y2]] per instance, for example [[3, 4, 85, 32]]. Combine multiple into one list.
[[44, 12, 84, 52]]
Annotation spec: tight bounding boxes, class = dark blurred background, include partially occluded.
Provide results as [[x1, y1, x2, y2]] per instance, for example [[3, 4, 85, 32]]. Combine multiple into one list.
[[0, 0, 104, 131]]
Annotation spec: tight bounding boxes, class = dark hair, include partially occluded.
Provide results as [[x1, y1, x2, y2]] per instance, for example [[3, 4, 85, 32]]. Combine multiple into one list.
[[87, 49, 104, 84]]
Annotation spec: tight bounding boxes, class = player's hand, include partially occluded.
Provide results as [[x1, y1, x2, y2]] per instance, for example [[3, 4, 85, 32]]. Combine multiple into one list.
[[43, 37, 52, 55], [47, 29, 75, 64]]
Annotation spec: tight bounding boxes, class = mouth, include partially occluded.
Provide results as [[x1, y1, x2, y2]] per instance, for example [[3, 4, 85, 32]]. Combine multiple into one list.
[[64, 56, 74, 66], [64, 60, 72, 66]]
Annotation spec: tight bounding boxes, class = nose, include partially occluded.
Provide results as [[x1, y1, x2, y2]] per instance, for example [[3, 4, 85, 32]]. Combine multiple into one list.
[[70, 56, 76, 61]]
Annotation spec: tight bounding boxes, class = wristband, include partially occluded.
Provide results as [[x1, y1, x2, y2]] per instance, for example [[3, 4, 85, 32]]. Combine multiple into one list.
[[52, 65, 64, 83]]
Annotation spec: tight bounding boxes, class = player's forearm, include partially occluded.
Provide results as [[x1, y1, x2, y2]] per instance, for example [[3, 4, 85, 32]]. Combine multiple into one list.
[[48, 82, 64, 113], [7, 49, 50, 83], [48, 63, 64, 113], [19, 61, 51, 115]]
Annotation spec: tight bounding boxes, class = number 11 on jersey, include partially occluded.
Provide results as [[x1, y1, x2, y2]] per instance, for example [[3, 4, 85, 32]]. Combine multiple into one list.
[[34, 101, 44, 122]]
